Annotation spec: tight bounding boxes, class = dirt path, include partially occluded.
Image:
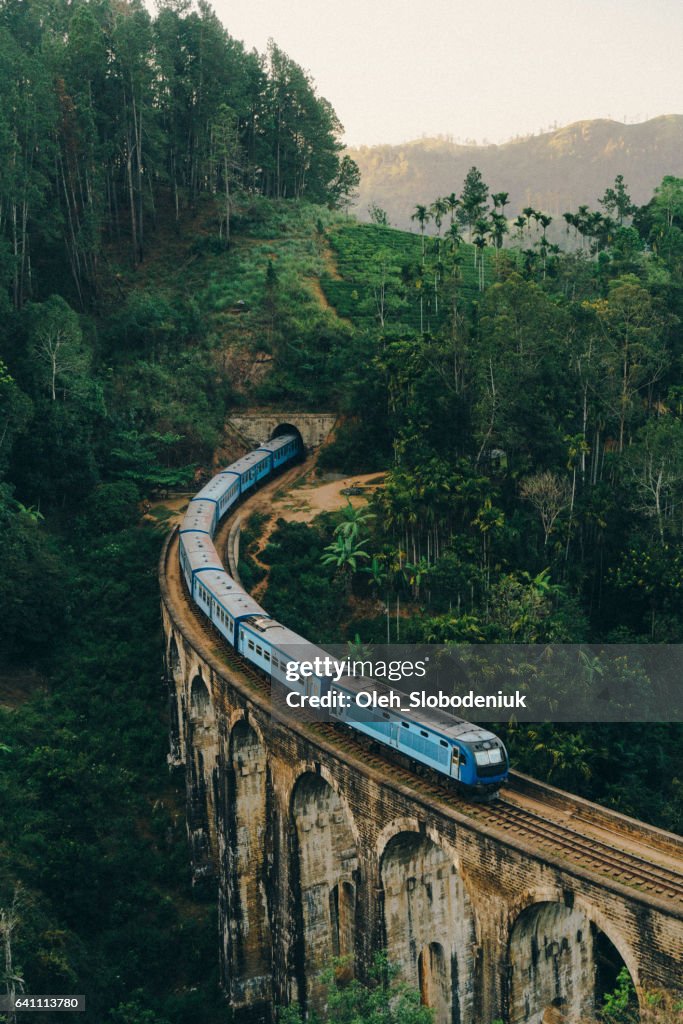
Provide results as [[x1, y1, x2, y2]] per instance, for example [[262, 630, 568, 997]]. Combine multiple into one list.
[[246, 467, 384, 601], [147, 457, 384, 604], [268, 469, 384, 523], [307, 275, 334, 311], [321, 239, 342, 280]]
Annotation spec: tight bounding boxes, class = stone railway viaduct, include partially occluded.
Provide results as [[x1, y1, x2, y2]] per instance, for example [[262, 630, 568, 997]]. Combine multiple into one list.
[[160, 418, 683, 1024]]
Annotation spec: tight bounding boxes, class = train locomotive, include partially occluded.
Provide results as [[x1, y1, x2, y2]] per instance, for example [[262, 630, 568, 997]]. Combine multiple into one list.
[[177, 433, 509, 798]]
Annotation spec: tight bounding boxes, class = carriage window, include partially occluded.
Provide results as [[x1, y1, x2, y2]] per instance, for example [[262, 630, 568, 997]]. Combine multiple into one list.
[[401, 722, 409, 729], [256, 645, 262, 656], [420, 730, 429, 738], [440, 740, 448, 748], [248, 640, 255, 651], [264, 651, 270, 661]]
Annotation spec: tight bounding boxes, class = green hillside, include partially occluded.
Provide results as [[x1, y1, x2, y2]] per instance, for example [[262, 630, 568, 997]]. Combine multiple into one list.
[[321, 221, 519, 332]]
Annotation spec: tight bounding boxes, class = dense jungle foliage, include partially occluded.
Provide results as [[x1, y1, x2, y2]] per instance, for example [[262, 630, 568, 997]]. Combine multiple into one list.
[[0, 0, 682, 1016]]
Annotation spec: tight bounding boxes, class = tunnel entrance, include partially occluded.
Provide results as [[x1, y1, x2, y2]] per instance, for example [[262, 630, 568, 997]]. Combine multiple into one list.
[[270, 422, 304, 451]]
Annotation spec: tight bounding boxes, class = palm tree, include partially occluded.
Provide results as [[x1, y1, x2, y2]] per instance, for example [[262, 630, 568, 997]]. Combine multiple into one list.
[[489, 212, 508, 250], [405, 557, 432, 600], [362, 556, 390, 641], [576, 205, 590, 249], [333, 500, 375, 544], [492, 191, 510, 216], [513, 215, 526, 247], [321, 533, 370, 594], [430, 197, 449, 237], [445, 221, 463, 250], [411, 204, 431, 262], [536, 214, 553, 275], [445, 192, 459, 224], [473, 228, 488, 291]]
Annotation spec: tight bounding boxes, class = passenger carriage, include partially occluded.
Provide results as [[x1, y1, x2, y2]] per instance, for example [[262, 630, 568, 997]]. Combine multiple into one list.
[[199, 570, 268, 644], [257, 435, 300, 469], [179, 499, 217, 537], [238, 617, 330, 698], [192, 471, 240, 525], [229, 450, 273, 495], [178, 531, 223, 595]]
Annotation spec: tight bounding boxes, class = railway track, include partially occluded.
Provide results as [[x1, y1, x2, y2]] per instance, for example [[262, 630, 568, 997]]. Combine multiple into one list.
[[178, 568, 683, 906]]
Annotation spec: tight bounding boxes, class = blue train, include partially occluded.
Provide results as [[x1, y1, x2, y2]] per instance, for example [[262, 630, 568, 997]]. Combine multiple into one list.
[[178, 433, 509, 797]]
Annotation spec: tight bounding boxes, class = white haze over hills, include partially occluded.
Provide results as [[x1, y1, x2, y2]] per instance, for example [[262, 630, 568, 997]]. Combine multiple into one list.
[[347, 116, 683, 233]]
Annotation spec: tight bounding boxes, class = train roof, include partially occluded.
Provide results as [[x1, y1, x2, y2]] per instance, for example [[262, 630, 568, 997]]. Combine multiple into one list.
[[201, 571, 267, 619], [333, 674, 503, 745], [240, 617, 330, 666], [180, 500, 215, 534], [226, 450, 271, 476], [257, 435, 298, 453], [194, 472, 239, 504], [181, 532, 223, 572]]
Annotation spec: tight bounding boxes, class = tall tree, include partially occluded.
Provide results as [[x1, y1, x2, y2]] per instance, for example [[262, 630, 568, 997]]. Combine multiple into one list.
[[27, 295, 87, 401], [600, 174, 636, 226], [411, 204, 431, 261], [458, 166, 489, 242]]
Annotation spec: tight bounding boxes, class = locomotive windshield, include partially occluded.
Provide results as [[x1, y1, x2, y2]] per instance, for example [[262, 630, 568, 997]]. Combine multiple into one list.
[[475, 747, 504, 766]]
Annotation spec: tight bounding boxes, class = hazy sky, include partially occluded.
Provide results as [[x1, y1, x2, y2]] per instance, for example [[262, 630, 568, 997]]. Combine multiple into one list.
[[201, 0, 683, 147]]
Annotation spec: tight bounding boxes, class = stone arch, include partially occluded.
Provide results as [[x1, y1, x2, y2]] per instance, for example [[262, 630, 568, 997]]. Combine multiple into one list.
[[168, 633, 181, 678], [220, 718, 271, 1010], [573, 897, 641, 994], [166, 634, 183, 765], [291, 771, 359, 1013], [380, 830, 476, 1024], [186, 672, 218, 885], [375, 816, 423, 858], [271, 422, 304, 450], [507, 900, 637, 1024], [190, 672, 211, 720]]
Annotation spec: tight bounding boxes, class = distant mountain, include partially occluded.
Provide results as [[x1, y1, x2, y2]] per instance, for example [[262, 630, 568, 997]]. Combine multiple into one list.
[[347, 116, 683, 233]]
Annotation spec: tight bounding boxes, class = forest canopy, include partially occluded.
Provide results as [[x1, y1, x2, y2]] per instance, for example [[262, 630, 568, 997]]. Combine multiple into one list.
[[0, 0, 357, 304]]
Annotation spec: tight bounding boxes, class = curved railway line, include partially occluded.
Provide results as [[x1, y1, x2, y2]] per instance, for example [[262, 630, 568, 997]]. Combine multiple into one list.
[[161, 454, 683, 919]]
